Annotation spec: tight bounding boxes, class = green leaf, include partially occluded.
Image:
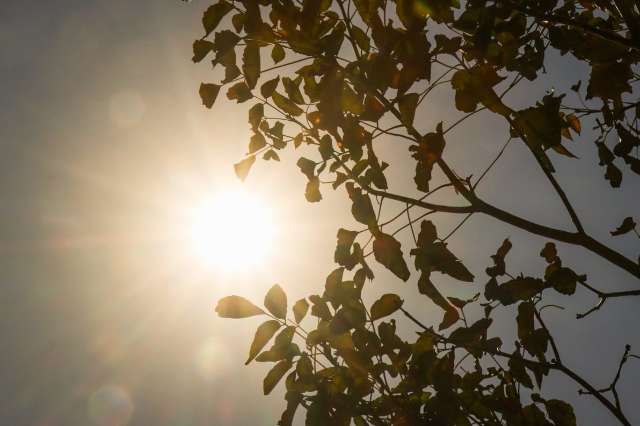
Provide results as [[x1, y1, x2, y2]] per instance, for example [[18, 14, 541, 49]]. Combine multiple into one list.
[[271, 44, 285, 63], [246, 320, 282, 365], [233, 155, 256, 181], [293, 299, 309, 323], [370, 294, 403, 321], [215, 295, 264, 318], [272, 91, 304, 116], [202, 1, 233, 36], [242, 42, 260, 89], [265, 284, 288, 319], [199, 83, 221, 108], [611, 217, 636, 236], [260, 76, 280, 99], [263, 360, 292, 395], [305, 177, 322, 202], [373, 233, 410, 281]]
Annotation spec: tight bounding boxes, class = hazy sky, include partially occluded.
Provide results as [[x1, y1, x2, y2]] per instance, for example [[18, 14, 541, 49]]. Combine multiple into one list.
[[1, 1, 639, 425]]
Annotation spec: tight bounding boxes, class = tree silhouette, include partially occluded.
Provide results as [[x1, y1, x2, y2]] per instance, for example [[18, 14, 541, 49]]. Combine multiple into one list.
[[187, 1, 640, 424]]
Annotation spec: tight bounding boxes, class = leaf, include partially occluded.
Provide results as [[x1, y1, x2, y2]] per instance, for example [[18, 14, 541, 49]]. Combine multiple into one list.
[[440, 308, 460, 331], [370, 294, 403, 321], [297, 157, 316, 180], [192, 40, 215, 63], [305, 177, 322, 202], [261, 76, 280, 99], [488, 277, 545, 305], [242, 42, 260, 89], [373, 233, 410, 281], [293, 299, 309, 323], [199, 83, 221, 108], [271, 44, 285, 63], [545, 399, 576, 426], [263, 360, 292, 395], [272, 91, 304, 116], [216, 295, 264, 318], [249, 132, 267, 153], [226, 81, 252, 103], [351, 25, 370, 52], [265, 284, 288, 319], [398, 93, 419, 126], [566, 114, 581, 134], [246, 320, 282, 364], [263, 149, 280, 161], [202, 1, 233, 36], [611, 217, 636, 236], [233, 155, 256, 181], [248, 103, 264, 129], [540, 242, 558, 263], [283, 77, 305, 105]]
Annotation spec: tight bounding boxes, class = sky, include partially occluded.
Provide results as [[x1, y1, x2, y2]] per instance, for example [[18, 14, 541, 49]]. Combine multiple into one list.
[[1, 1, 639, 425]]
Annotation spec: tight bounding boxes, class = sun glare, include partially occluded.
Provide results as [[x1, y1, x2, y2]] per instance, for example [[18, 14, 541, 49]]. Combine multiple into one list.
[[189, 189, 276, 271]]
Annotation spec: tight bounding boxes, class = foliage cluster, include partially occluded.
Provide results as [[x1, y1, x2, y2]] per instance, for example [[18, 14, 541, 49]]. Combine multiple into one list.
[[187, 0, 640, 424]]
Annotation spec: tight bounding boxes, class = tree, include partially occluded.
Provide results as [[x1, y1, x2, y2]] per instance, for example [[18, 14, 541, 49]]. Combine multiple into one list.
[[187, 0, 640, 424]]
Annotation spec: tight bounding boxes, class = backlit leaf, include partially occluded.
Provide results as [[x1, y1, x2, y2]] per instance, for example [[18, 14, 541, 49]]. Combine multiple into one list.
[[246, 320, 282, 364], [293, 299, 309, 323], [233, 155, 256, 181], [216, 295, 264, 318], [263, 360, 292, 395], [265, 284, 288, 319]]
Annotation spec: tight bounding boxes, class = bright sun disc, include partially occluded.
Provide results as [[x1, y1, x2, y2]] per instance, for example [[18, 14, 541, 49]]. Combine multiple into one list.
[[189, 189, 276, 270]]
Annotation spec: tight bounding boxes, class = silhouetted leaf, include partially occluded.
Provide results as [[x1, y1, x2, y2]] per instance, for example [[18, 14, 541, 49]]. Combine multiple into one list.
[[373, 233, 410, 281], [545, 399, 576, 426], [192, 40, 215, 63], [202, 1, 233, 36], [227, 81, 252, 103], [242, 42, 260, 89], [264, 360, 292, 395], [272, 91, 304, 116], [370, 294, 403, 321], [246, 320, 282, 364], [271, 44, 285, 63], [398, 93, 419, 126], [199, 83, 221, 108], [265, 284, 288, 319], [261, 76, 280, 99], [611, 217, 636, 236], [216, 295, 264, 318]]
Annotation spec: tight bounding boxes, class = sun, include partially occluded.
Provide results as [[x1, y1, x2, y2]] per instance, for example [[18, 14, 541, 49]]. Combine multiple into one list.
[[188, 189, 276, 271]]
